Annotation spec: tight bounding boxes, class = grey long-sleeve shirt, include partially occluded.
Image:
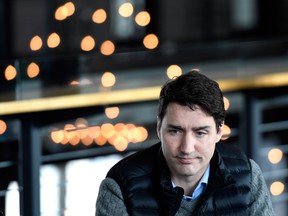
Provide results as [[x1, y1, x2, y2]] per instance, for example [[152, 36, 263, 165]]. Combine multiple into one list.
[[96, 159, 275, 216]]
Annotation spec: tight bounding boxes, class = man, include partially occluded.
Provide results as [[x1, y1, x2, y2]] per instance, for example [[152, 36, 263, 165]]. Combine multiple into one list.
[[96, 70, 275, 215]]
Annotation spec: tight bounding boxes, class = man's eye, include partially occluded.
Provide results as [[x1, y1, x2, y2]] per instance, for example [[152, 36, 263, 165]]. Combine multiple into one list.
[[196, 131, 206, 136], [169, 129, 180, 134]]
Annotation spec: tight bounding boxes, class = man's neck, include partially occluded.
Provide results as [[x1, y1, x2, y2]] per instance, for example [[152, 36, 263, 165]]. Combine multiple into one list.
[[172, 166, 210, 196]]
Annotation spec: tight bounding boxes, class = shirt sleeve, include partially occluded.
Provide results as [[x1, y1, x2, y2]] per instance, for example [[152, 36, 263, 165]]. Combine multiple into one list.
[[249, 159, 275, 216], [96, 177, 129, 216]]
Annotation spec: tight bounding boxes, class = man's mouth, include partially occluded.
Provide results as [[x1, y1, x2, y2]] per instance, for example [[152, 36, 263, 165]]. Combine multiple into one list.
[[177, 157, 199, 164]]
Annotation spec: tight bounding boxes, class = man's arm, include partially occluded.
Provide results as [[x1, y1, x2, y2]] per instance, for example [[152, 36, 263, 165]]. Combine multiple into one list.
[[249, 159, 275, 216], [96, 178, 129, 216]]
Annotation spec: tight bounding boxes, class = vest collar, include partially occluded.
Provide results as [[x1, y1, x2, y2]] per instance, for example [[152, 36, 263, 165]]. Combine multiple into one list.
[[156, 143, 184, 216]]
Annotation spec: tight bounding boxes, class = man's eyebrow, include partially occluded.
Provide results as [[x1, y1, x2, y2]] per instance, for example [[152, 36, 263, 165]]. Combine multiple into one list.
[[166, 125, 211, 131], [167, 124, 183, 130], [193, 126, 211, 130]]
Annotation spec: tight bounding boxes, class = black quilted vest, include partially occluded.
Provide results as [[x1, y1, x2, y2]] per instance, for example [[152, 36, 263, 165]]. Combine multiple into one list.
[[107, 142, 251, 216]]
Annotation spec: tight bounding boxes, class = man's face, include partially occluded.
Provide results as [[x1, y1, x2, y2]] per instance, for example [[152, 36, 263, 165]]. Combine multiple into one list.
[[157, 102, 223, 184]]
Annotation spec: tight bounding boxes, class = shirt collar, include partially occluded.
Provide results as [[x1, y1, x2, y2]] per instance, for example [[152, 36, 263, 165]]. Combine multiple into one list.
[[172, 165, 210, 201]]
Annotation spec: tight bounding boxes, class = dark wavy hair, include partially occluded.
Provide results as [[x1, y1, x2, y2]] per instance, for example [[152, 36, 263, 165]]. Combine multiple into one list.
[[158, 70, 225, 129]]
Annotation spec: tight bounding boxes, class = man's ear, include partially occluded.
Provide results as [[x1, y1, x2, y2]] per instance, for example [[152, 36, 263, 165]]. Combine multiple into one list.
[[216, 122, 224, 142], [156, 117, 161, 139]]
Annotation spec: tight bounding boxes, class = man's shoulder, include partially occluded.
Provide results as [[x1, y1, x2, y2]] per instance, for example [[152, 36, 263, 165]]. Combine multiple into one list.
[[215, 142, 251, 175], [107, 142, 161, 179], [216, 143, 248, 160], [114, 142, 160, 167], [249, 159, 265, 179]]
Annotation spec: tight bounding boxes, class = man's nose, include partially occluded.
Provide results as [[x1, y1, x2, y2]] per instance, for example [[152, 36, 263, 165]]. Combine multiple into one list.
[[180, 133, 196, 154]]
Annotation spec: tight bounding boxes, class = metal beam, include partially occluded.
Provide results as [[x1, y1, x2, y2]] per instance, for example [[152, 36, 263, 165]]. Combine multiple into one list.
[[18, 116, 41, 216]]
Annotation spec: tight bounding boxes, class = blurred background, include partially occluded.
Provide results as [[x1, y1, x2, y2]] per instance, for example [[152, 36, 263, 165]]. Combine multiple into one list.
[[0, 0, 288, 215]]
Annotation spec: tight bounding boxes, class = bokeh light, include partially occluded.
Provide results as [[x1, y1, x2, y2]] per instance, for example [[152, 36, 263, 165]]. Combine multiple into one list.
[[30, 35, 43, 51], [49, 120, 148, 151], [0, 120, 7, 135], [118, 3, 133, 17], [223, 97, 230, 110], [135, 11, 151, 26], [51, 130, 64, 144], [75, 118, 88, 129], [100, 40, 115, 56], [5, 65, 17, 81], [114, 123, 128, 137], [270, 181, 285, 196], [55, 6, 68, 21], [101, 72, 116, 87], [61, 130, 69, 144], [69, 132, 80, 145], [105, 107, 120, 119], [221, 124, 231, 140], [94, 134, 107, 146], [47, 32, 61, 48], [80, 35, 95, 51], [81, 134, 93, 146], [88, 126, 101, 139], [101, 123, 115, 139], [27, 62, 40, 78], [166, 65, 182, 79], [55, 2, 75, 21], [268, 148, 283, 164], [92, 9, 107, 24], [143, 34, 159, 49], [113, 137, 129, 151], [64, 2, 75, 16]]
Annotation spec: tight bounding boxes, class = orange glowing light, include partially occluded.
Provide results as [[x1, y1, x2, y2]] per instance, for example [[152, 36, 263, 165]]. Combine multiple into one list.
[[101, 123, 115, 139], [80, 35, 95, 51], [60, 130, 69, 144], [0, 120, 7, 135], [64, 2, 75, 16], [4, 65, 17, 81], [100, 40, 115, 56], [47, 32, 61, 48], [136, 126, 148, 142], [77, 128, 90, 140], [55, 3, 74, 21], [94, 134, 107, 146], [55, 6, 68, 20], [30, 35, 43, 51], [88, 126, 101, 139], [118, 3, 133, 17], [82, 134, 93, 146], [113, 137, 128, 151], [135, 11, 150, 26], [114, 123, 128, 137], [143, 34, 159, 49], [92, 9, 107, 24], [105, 107, 119, 119], [167, 65, 182, 79], [69, 133, 80, 145], [268, 148, 283, 164], [270, 181, 285, 196], [223, 97, 230, 111], [221, 124, 231, 140], [101, 72, 116, 87], [51, 130, 64, 143], [70, 80, 80, 85], [27, 62, 40, 78], [126, 123, 136, 142]]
